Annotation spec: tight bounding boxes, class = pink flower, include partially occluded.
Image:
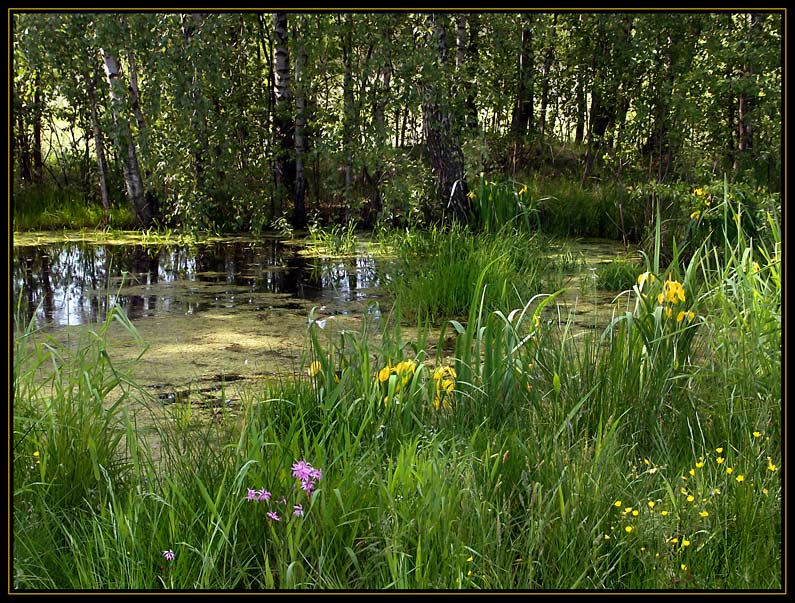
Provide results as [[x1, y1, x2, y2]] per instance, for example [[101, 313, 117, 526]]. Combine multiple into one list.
[[291, 460, 313, 482], [293, 504, 304, 517], [256, 489, 272, 502], [266, 511, 280, 522], [162, 549, 175, 561]]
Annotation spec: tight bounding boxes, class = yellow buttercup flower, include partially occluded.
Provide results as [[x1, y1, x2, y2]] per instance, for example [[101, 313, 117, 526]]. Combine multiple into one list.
[[690, 210, 701, 220]]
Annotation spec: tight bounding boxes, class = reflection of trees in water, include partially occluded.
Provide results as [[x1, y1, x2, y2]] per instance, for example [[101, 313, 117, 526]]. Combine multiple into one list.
[[282, 253, 322, 300], [13, 240, 376, 327], [125, 247, 161, 320]]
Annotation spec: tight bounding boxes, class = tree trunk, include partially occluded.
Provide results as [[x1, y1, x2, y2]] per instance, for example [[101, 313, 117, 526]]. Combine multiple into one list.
[[32, 72, 43, 183], [273, 11, 295, 218], [181, 13, 209, 191], [538, 14, 557, 138], [511, 15, 534, 141], [15, 106, 33, 182], [421, 13, 470, 223], [86, 70, 111, 212], [126, 49, 145, 132], [736, 13, 756, 170], [293, 15, 307, 228], [574, 68, 585, 145], [341, 14, 355, 217], [101, 47, 152, 226]]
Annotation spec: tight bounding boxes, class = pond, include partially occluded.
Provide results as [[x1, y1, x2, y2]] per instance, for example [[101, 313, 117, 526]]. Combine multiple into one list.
[[12, 232, 636, 411]]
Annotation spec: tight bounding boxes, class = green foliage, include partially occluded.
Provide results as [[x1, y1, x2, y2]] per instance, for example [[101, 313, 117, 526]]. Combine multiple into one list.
[[13, 185, 136, 231], [595, 257, 643, 292], [378, 224, 564, 322], [12, 11, 781, 233]]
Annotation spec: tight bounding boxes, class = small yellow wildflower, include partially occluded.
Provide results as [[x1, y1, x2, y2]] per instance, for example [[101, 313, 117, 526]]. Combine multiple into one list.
[[466, 556, 474, 563], [735, 475, 745, 483], [33, 451, 40, 464], [378, 365, 393, 382], [647, 501, 655, 509], [687, 495, 695, 503], [695, 461, 704, 469], [680, 487, 688, 495], [689, 469, 695, 477], [716, 457, 725, 464], [604, 534, 611, 540], [640, 547, 646, 552], [753, 431, 762, 438], [767, 457, 778, 472], [682, 539, 691, 547], [670, 537, 679, 544], [518, 184, 528, 196], [681, 564, 688, 572], [716, 447, 723, 454], [637, 272, 656, 289], [614, 500, 622, 508], [308, 360, 322, 377], [623, 507, 633, 515], [690, 210, 701, 220], [658, 277, 686, 305], [693, 188, 705, 197], [632, 510, 639, 517], [467, 570, 473, 577], [762, 488, 769, 496], [660, 510, 669, 517], [699, 511, 709, 518], [467, 190, 477, 200], [625, 526, 633, 533], [726, 467, 734, 475]]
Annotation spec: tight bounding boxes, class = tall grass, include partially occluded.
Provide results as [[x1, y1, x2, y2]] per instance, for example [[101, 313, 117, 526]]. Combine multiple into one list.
[[12, 186, 780, 590], [379, 223, 567, 322], [13, 184, 136, 231]]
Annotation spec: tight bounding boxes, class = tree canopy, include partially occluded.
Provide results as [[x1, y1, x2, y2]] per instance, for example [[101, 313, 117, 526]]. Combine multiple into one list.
[[11, 10, 783, 231]]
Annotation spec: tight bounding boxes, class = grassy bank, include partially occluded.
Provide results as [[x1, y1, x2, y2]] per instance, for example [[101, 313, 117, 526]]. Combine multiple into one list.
[[11, 192, 781, 591]]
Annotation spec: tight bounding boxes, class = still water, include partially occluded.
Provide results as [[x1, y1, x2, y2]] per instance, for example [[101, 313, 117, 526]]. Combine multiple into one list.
[[12, 233, 633, 407]]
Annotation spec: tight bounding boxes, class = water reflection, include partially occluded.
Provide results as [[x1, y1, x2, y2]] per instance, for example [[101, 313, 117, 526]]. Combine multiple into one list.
[[12, 240, 381, 329]]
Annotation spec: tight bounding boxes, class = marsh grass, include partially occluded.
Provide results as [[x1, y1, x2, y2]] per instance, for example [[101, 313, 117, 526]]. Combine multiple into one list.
[[12, 184, 780, 590], [379, 223, 566, 323]]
